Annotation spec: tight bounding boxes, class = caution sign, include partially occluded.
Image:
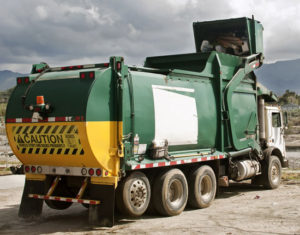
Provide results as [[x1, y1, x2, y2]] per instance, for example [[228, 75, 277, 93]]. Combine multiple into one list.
[[12, 125, 84, 155]]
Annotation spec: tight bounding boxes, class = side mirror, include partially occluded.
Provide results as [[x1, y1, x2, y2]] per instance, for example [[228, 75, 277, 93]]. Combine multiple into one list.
[[283, 111, 288, 127]]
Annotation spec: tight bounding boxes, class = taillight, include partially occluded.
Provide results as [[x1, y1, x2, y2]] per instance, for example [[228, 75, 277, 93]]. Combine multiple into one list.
[[25, 166, 30, 172], [96, 169, 102, 176], [88, 168, 94, 176], [17, 77, 30, 85], [80, 71, 95, 80], [24, 77, 30, 83], [117, 62, 121, 71], [17, 77, 22, 84], [61, 65, 83, 70], [31, 166, 36, 173], [89, 72, 94, 78]]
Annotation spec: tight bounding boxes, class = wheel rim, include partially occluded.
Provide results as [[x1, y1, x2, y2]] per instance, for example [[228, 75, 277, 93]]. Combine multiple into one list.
[[271, 162, 280, 184], [168, 179, 183, 207], [129, 179, 148, 209], [199, 175, 213, 201]]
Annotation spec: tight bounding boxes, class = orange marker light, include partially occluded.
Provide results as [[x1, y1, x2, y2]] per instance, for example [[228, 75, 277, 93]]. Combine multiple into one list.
[[36, 96, 45, 105]]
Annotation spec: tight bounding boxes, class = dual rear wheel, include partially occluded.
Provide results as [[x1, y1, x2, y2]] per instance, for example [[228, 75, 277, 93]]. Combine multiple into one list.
[[116, 165, 217, 217]]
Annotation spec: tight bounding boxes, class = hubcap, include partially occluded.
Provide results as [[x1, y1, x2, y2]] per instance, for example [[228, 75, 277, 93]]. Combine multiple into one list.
[[271, 163, 280, 184], [168, 179, 183, 207], [200, 175, 213, 201], [130, 179, 147, 208]]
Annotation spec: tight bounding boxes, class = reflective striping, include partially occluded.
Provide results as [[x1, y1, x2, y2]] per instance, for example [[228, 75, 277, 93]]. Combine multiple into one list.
[[131, 154, 225, 170], [28, 194, 100, 205], [11, 124, 84, 155], [6, 116, 84, 123]]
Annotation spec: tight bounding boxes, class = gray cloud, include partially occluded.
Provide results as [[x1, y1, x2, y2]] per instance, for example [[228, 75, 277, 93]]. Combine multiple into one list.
[[0, 0, 298, 73]]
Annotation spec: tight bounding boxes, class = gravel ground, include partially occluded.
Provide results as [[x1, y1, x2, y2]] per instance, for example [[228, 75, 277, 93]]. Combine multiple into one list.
[[287, 152, 300, 169], [0, 175, 299, 235], [0, 132, 300, 234]]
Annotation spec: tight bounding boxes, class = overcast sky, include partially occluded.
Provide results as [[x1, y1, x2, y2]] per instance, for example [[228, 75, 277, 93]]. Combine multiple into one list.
[[0, 0, 299, 73]]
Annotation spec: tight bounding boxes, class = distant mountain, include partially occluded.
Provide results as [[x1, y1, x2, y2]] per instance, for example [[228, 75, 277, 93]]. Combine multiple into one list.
[[255, 59, 300, 95], [0, 58, 300, 95], [0, 70, 26, 91]]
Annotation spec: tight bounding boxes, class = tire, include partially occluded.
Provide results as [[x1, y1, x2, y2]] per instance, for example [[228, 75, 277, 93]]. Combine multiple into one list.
[[145, 173, 157, 215], [116, 171, 151, 217], [188, 165, 216, 209], [251, 175, 263, 186], [45, 176, 73, 210], [263, 155, 282, 189], [153, 168, 188, 216]]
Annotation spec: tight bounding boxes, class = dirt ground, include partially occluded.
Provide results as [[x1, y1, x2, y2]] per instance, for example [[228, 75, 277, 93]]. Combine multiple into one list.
[[0, 175, 299, 235], [0, 129, 300, 235]]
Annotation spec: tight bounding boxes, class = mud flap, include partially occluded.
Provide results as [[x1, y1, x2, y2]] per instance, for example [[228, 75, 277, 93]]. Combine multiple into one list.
[[19, 179, 45, 218], [88, 184, 115, 227]]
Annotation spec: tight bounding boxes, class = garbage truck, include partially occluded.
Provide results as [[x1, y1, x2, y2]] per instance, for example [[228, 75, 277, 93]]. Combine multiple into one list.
[[5, 17, 288, 227]]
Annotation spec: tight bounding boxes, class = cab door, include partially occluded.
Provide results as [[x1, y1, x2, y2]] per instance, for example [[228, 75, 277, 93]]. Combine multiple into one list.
[[269, 111, 286, 154]]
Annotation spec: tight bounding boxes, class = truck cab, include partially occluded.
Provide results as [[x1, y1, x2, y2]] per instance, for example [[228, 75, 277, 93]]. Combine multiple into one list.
[[257, 83, 288, 168], [265, 105, 287, 159]]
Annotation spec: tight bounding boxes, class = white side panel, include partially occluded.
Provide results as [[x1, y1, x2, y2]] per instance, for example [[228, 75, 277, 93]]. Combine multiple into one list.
[[152, 85, 198, 146]]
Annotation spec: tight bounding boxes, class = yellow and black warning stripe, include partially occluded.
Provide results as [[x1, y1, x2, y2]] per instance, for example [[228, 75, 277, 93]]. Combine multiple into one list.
[[12, 125, 84, 156]]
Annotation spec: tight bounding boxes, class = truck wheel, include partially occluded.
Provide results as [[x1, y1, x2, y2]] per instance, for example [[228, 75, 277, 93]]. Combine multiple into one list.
[[263, 155, 282, 189], [188, 165, 216, 208], [116, 171, 150, 217], [145, 173, 157, 215], [153, 168, 188, 216]]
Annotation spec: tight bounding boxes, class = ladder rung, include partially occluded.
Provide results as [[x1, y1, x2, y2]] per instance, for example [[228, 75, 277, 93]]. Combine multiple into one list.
[[28, 194, 100, 205]]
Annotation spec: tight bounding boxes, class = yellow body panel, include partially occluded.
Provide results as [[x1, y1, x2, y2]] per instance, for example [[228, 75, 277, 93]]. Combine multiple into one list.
[[91, 176, 118, 187], [6, 121, 121, 176], [86, 121, 121, 176], [25, 173, 46, 181]]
